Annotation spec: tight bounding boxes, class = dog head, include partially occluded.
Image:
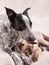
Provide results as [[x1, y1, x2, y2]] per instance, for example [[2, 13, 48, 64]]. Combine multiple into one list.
[[5, 7, 36, 42]]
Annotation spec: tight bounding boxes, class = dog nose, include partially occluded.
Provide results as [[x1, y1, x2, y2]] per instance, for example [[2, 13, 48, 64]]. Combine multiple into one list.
[[28, 36, 36, 41], [28, 37, 33, 41]]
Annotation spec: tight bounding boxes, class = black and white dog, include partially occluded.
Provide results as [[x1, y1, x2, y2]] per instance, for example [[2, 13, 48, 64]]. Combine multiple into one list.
[[0, 7, 37, 65], [0, 7, 36, 51]]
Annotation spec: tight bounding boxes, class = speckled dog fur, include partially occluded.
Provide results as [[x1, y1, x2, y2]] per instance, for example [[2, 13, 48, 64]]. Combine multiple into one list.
[[0, 7, 36, 50]]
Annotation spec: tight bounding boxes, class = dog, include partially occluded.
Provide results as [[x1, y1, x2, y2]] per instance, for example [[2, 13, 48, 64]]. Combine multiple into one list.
[[0, 7, 36, 50], [0, 7, 37, 65]]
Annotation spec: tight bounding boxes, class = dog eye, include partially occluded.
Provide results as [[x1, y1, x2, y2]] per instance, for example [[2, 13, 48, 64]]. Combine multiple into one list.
[[18, 20, 27, 31], [18, 26, 26, 31]]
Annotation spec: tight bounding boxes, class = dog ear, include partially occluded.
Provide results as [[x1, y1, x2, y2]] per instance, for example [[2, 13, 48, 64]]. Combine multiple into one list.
[[5, 7, 16, 18], [23, 8, 31, 15], [17, 42, 24, 50]]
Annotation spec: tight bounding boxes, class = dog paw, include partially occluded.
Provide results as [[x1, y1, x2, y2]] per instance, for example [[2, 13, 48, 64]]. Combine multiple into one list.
[[31, 55, 38, 62]]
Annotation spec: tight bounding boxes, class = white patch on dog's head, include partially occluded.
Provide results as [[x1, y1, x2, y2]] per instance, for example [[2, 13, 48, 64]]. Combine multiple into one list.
[[22, 14, 30, 29], [22, 14, 29, 23]]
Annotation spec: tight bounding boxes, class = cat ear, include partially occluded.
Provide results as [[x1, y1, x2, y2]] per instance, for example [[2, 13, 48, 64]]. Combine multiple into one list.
[[5, 7, 16, 18], [23, 8, 31, 15]]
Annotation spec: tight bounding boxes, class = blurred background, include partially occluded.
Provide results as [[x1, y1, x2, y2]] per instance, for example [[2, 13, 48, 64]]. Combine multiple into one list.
[[0, 0, 49, 35]]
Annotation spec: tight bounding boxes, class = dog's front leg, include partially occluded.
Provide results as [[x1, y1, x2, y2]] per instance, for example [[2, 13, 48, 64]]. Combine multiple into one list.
[[11, 52, 23, 65], [31, 44, 42, 62]]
